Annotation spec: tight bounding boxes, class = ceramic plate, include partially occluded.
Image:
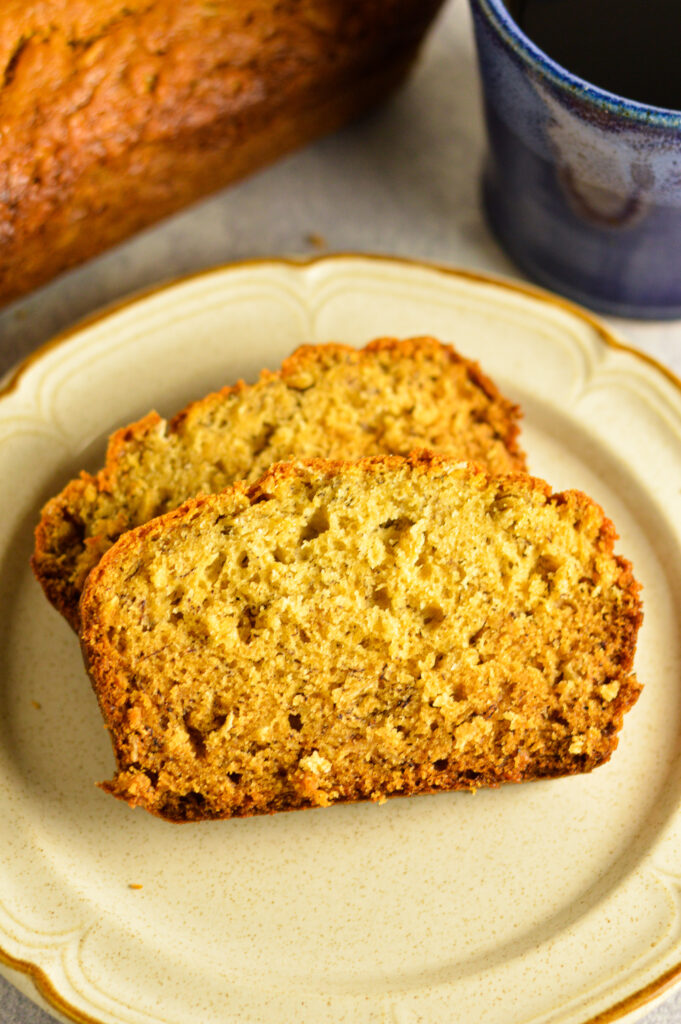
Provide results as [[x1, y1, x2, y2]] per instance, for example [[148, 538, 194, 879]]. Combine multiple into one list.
[[2, 255, 681, 1024]]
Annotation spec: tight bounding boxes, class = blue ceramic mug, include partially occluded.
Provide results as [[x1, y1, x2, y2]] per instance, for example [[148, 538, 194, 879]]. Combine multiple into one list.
[[469, 0, 681, 319]]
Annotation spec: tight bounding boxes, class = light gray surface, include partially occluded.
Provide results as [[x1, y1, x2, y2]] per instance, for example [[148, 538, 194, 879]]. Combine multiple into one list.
[[1, 2, 680, 1022]]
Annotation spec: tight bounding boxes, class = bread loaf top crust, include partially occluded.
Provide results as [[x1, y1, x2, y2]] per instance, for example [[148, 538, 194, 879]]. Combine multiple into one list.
[[32, 336, 526, 627], [79, 452, 642, 822], [0, 0, 444, 303]]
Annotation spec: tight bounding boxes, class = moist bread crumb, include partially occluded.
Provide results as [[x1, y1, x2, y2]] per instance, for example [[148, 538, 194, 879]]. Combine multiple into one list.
[[79, 453, 642, 822], [32, 337, 526, 628]]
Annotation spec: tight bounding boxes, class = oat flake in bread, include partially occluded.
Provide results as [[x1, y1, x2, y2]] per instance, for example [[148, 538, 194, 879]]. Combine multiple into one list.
[[32, 337, 526, 628], [79, 453, 643, 822], [0, 0, 444, 306]]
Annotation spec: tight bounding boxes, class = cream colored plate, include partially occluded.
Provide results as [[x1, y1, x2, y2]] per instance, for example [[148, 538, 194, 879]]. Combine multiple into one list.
[[2, 255, 681, 1024]]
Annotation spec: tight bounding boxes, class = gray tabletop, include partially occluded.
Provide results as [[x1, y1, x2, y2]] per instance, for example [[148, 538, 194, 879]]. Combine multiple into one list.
[[1, 2, 680, 1022]]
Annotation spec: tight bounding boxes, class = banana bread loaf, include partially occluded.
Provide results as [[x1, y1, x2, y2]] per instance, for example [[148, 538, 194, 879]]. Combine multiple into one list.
[[0, 0, 444, 306], [79, 452, 643, 822], [32, 336, 526, 628]]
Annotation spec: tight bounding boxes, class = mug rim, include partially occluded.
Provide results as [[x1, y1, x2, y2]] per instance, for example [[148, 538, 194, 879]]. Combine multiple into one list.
[[472, 0, 681, 127]]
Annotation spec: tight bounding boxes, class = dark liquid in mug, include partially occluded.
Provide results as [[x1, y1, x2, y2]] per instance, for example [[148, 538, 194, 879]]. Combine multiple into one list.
[[507, 0, 681, 110]]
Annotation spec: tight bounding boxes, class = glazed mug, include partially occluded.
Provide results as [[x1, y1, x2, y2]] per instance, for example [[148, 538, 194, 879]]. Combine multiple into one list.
[[469, 0, 681, 319]]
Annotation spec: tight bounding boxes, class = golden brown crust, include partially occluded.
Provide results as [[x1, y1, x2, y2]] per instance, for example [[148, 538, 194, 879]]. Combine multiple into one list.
[[0, 1, 444, 305], [32, 337, 527, 628], [79, 453, 643, 822]]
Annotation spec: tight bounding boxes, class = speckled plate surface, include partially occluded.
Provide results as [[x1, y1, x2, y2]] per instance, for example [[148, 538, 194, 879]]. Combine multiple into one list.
[[1, 255, 681, 1024]]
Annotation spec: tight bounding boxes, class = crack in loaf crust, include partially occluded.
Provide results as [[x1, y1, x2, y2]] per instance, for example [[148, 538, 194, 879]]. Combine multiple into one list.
[[79, 452, 643, 823], [0, 0, 445, 304], [32, 337, 526, 628]]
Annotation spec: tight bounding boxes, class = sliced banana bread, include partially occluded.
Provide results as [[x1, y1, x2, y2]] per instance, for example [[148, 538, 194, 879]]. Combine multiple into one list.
[[79, 453, 642, 822], [33, 337, 525, 627]]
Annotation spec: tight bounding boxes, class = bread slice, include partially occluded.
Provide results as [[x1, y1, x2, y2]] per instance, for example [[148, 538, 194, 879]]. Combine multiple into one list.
[[33, 337, 525, 628], [79, 453, 642, 822]]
